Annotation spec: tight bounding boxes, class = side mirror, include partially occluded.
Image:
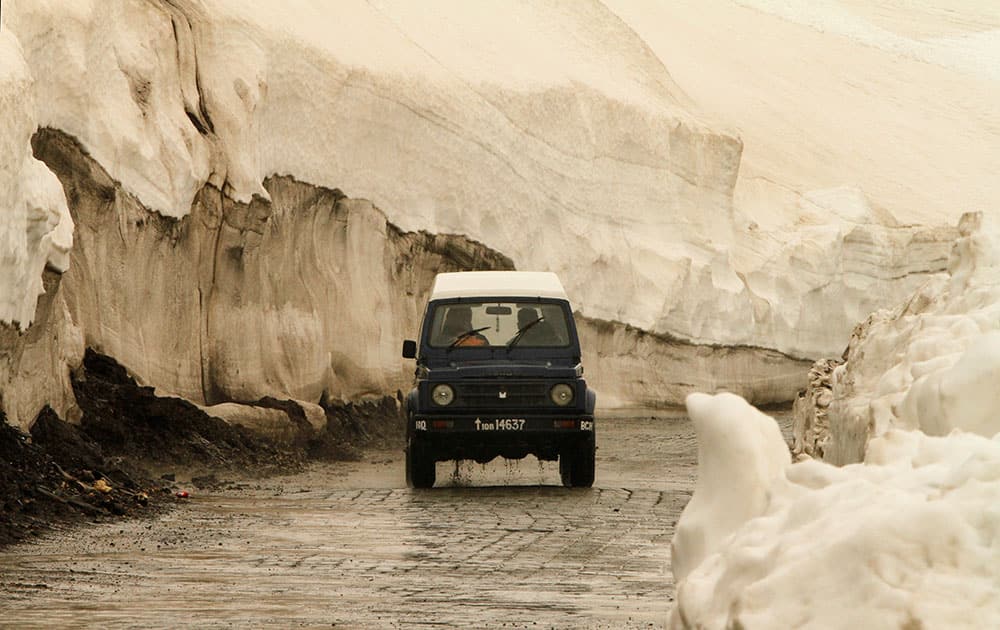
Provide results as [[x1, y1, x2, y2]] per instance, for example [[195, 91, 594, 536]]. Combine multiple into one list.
[[402, 340, 417, 359]]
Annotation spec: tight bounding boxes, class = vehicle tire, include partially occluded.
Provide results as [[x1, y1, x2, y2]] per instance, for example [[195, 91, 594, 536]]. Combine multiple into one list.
[[406, 437, 436, 489], [560, 438, 595, 488], [559, 450, 574, 487]]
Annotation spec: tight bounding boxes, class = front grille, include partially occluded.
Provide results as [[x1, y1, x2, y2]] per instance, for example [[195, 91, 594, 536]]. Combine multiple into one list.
[[453, 381, 550, 408]]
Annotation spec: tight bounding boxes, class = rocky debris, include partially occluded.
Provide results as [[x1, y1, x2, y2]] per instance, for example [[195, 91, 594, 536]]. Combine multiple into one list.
[[71, 349, 300, 473], [1, 348, 405, 548], [0, 406, 167, 548], [311, 396, 405, 462], [791, 357, 844, 460]]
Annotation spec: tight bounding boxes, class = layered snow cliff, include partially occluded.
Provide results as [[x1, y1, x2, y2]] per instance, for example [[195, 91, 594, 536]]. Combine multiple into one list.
[[0, 1, 991, 427]]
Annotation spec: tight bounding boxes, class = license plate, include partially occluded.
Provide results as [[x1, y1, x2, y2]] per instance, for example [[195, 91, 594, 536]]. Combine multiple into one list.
[[474, 418, 525, 431]]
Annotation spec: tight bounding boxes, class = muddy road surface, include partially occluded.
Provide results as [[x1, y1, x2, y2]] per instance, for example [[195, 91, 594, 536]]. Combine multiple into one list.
[[1, 411, 786, 628]]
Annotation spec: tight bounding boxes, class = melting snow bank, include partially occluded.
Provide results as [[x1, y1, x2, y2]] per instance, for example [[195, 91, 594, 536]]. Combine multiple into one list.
[[3, 128, 513, 431], [673, 214, 1000, 627], [3, 0, 744, 342], [579, 320, 811, 408], [672, 402, 1000, 628]]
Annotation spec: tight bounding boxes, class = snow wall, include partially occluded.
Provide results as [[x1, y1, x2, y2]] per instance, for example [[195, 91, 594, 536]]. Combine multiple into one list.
[[796, 212, 1000, 464], [0, 1, 966, 429], [671, 214, 1000, 628]]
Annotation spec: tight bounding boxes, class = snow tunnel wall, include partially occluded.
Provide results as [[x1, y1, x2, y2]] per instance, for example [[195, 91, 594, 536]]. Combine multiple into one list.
[[0, 0, 967, 429], [1, 128, 517, 428], [2, 128, 813, 430]]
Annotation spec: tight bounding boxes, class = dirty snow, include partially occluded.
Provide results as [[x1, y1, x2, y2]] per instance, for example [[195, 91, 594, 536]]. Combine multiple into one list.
[[0, 29, 72, 329]]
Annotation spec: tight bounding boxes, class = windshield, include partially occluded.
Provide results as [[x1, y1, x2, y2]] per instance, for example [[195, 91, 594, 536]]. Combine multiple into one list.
[[427, 301, 572, 348]]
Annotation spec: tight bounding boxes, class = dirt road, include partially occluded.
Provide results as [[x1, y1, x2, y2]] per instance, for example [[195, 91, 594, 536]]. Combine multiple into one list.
[[0, 411, 786, 628]]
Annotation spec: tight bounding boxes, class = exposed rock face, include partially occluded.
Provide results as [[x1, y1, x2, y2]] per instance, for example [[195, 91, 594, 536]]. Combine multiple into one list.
[[790, 357, 843, 460]]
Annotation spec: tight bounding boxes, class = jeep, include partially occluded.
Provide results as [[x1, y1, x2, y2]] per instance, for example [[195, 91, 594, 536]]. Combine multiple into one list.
[[401, 271, 596, 488]]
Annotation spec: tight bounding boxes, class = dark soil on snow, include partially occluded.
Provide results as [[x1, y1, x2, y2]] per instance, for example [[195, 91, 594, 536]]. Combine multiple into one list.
[[0, 349, 404, 548]]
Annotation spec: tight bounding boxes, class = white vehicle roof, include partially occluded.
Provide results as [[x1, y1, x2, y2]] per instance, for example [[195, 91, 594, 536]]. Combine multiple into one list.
[[429, 271, 569, 301]]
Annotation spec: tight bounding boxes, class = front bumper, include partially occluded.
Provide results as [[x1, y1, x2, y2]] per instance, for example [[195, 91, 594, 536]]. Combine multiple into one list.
[[411, 414, 594, 434], [409, 414, 595, 463]]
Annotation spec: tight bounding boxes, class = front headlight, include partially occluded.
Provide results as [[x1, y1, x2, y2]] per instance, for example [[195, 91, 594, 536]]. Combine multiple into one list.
[[550, 383, 574, 406], [431, 384, 455, 406]]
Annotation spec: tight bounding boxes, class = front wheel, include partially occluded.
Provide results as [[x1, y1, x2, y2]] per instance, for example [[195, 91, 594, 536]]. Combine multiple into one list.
[[406, 437, 436, 489], [560, 439, 595, 488]]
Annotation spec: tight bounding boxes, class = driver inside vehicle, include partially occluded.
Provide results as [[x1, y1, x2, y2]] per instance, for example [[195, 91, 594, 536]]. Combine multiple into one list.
[[442, 306, 489, 347]]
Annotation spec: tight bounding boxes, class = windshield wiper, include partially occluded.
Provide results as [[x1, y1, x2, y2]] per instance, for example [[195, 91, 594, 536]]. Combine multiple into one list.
[[447, 326, 491, 349], [506, 317, 544, 349]]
